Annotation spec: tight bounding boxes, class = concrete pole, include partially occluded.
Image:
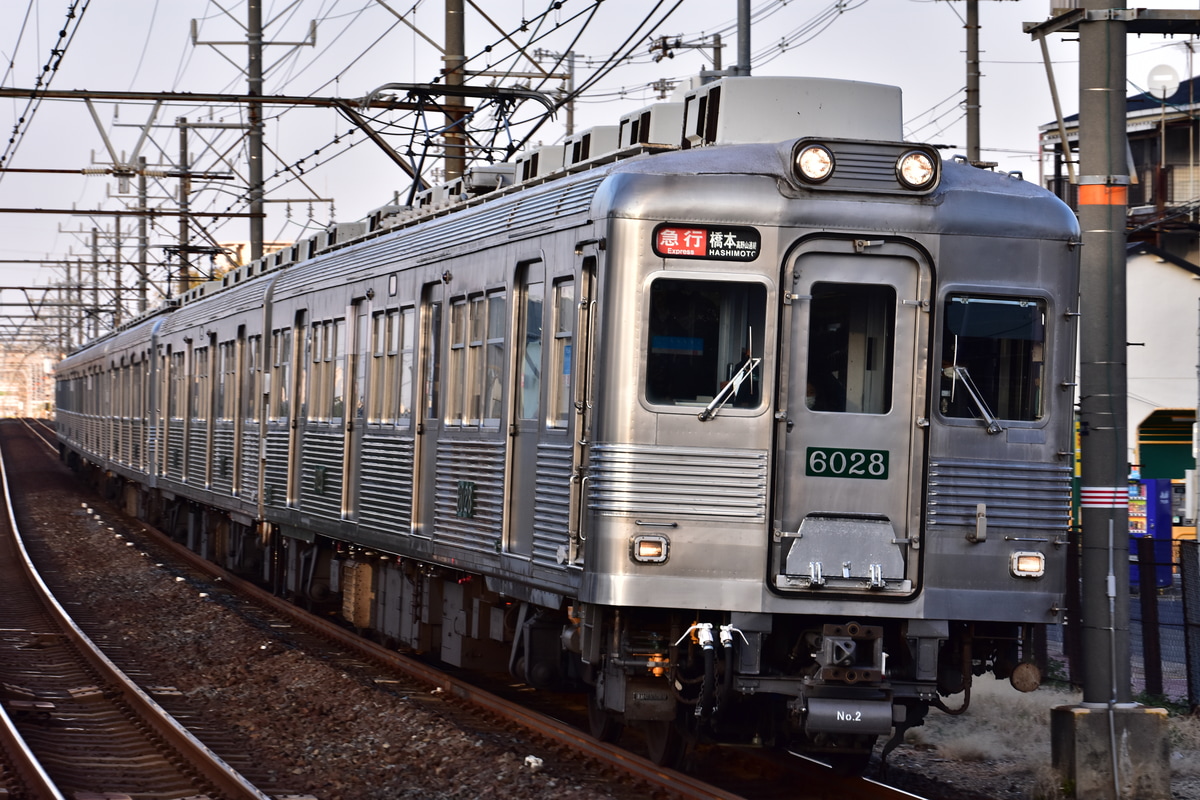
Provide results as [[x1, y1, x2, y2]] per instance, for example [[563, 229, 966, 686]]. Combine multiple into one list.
[[248, 0, 265, 262], [178, 117, 192, 294], [113, 223, 123, 328], [90, 229, 100, 340], [565, 51, 576, 137], [1077, 0, 1131, 708], [444, 0, 466, 181], [966, 0, 981, 164], [137, 156, 149, 313], [1051, 10, 1170, 796], [736, 0, 751, 76]]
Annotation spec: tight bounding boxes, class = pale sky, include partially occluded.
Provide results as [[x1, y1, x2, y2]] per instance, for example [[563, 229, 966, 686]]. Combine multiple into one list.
[[1, 0, 1198, 314]]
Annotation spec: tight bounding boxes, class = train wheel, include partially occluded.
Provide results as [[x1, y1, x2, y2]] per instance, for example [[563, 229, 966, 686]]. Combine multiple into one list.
[[643, 719, 685, 767], [586, 687, 623, 743], [824, 749, 873, 776], [819, 734, 877, 776]]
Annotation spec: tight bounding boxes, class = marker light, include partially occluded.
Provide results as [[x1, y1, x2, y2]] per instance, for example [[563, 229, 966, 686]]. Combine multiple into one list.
[[795, 144, 835, 183], [896, 150, 937, 190], [632, 534, 670, 564], [1011, 551, 1046, 578]]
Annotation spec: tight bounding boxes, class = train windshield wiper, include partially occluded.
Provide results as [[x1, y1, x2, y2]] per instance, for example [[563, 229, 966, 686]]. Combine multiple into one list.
[[950, 366, 1004, 434], [698, 356, 761, 422]]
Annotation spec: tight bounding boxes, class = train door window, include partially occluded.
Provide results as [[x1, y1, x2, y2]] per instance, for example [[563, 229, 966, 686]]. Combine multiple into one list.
[[805, 283, 895, 414], [549, 279, 574, 428], [369, 310, 388, 423], [310, 322, 326, 420], [193, 346, 210, 421], [940, 295, 1045, 421], [347, 313, 363, 421], [169, 350, 184, 418], [483, 291, 507, 428], [466, 295, 486, 425], [423, 300, 442, 422], [333, 319, 347, 420], [270, 328, 291, 421], [244, 335, 262, 423], [448, 298, 467, 425], [646, 278, 766, 409], [398, 307, 415, 429], [218, 341, 237, 421], [518, 280, 544, 421]]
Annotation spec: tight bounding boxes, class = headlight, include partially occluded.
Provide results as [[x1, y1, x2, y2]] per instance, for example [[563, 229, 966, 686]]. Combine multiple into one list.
[[1011, 551, 1045, 578], [795, 144, 835, 183], [896, 149, 937, 190], [631, 534, 670, 564]]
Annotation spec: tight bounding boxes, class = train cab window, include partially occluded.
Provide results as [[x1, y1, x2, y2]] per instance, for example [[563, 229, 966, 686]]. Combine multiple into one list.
[[941, 295, 1045, 422], [646, 279, 766, 409], [805, 282, 895, 414]]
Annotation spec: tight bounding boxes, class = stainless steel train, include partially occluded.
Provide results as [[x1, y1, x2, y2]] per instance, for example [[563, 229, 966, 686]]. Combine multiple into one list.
[[55, 76, 1079, 773]]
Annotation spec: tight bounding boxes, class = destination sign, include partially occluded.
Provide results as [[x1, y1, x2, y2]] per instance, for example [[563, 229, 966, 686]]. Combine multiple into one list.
[[653, 224, 761, 262]]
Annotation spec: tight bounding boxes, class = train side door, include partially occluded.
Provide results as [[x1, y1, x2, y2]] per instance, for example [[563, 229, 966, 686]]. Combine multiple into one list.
[[413, 282, 443, 537], [772, 239, 930, 595], [342, 300, 368, 518], [505, 260, 544, 557]]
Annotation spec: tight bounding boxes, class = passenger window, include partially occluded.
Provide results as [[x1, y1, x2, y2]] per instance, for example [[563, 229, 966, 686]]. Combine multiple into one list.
[[805, 282, 895, 414], [941, 295, 1045, 421], [646, 279, 766, 408]]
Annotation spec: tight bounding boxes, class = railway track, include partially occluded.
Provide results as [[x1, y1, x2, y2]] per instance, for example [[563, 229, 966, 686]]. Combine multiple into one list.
[[0, 422, 270, 799], [8, 417, 932, 800]]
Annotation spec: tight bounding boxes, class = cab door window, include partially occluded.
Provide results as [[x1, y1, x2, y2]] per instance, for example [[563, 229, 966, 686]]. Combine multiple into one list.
[[805, 282, 895, 414]]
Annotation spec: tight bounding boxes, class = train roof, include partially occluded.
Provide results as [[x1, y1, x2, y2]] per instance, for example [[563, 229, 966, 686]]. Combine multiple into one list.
[[63, 75, 1076, 361]]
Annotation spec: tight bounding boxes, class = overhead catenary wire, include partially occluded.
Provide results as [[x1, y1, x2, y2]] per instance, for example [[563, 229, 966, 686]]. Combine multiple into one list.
[[0, 0, 93, 179]]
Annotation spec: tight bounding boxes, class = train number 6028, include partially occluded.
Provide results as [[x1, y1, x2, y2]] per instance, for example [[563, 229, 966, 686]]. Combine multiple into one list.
[[804, 447, 889, 480]]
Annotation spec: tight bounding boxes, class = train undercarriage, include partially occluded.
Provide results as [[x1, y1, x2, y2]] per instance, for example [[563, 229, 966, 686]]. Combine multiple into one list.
[[87, 468, 1043, 774]]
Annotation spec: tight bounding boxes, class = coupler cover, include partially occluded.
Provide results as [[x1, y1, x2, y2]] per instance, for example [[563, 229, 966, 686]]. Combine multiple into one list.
[[806, 697, 894, 735]]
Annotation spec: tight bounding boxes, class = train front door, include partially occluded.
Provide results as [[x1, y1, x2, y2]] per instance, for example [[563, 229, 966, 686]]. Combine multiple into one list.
[[772, 239, 930, 595]]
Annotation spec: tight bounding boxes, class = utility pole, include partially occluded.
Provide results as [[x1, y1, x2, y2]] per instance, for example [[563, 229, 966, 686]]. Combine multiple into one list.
[[534, 49, 577, 136], [248, 0, 265, 262], [1024, 5, 1200, 797], [137, 156, 149, 314], [90, 230, 101, 340], [178, 118, 192, 295], [190, 7, 315, 258], [736, 0, 751, 76], [444, 0, 467, 180], [966, 0, 981, 164]]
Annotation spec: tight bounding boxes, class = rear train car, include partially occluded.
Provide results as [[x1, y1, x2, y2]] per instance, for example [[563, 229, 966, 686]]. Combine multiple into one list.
[[55, 76, 1079, 772]]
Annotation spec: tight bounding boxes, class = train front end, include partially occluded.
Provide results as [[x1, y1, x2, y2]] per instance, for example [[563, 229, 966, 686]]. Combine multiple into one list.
[[576, 77, 1080, 770]]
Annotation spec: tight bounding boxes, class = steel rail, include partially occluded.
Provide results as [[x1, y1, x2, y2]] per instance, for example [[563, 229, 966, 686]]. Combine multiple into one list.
[[0, 691, 63, 800], [0, 428, 271, 800], [132, 517, 748, 800]]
